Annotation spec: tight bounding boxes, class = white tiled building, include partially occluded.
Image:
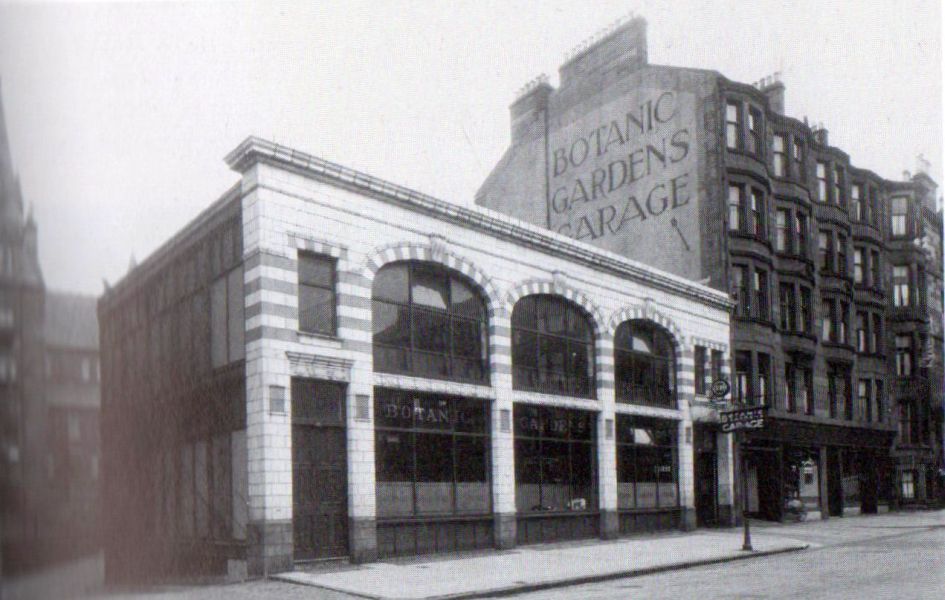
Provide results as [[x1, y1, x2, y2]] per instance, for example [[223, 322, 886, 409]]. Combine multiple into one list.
[[100, 137, 734, 579]]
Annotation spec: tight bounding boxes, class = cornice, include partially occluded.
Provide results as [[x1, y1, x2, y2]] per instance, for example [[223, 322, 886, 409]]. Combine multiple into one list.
[[226, 136, 734, 312]]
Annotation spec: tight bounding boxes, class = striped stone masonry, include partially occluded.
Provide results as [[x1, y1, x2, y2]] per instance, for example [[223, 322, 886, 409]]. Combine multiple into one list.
[[228, 142, 734, 570]]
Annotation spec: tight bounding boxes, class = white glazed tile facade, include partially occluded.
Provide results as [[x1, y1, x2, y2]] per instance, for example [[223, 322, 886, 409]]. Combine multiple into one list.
[[230, 139, 734, 566]]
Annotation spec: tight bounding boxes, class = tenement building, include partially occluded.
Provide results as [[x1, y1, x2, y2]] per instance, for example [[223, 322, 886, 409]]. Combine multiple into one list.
[[98, 137, 734, 578], [477, 17, 944, 519], [0, 86, 103, 572]]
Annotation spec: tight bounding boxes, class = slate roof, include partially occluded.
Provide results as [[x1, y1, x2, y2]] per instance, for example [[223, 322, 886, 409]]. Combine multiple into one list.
[[44, 291, 99, 350]]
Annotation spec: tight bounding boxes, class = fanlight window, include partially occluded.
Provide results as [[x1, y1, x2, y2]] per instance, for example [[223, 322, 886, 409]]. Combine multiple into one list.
[[511, 295, 595, 398], [614, 320, 676, 408], [372, 262, 488, 383]]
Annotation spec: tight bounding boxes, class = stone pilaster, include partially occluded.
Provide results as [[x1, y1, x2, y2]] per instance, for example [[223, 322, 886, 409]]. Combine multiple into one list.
[[242, 181, 298, 575], [490, 309, 517, 549], [597, 334, 618, 539], [676, 344, 696, 531]]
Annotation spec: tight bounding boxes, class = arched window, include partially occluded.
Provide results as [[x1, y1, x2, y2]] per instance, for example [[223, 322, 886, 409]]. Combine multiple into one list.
[[511, 295, 595, 398], [372, 262, 488, 383], [614, 320, 676, 408]]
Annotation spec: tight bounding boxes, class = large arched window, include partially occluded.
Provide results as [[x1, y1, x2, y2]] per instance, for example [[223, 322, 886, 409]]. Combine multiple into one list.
[[511, 295, 595, 398], [614, 320, 676, 408], [372, 261, 488, 383]]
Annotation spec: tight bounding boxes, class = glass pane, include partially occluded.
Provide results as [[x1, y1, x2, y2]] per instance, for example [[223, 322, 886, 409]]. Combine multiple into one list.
[[567, 307, 592, 340], [542, 407, 571, 439], [515, 438, 542, 512], [568, 410, 594, 441], [511, 296, 536, 329], [568, 340, 592, 396], [300, 285, 334, 334], [614, 322, 633, 351], [210, 276, 227, 368], [415, 433, 454, 514], [299, 253, 334, 286], [631, 330, 654, 354], [373, 264, 409, 303], [538, 298, 568, 335], [450, 278, 483, 318], [227, 268, 244, 360], [372, 301, 410, 346], [455, 435, 488, 482], [451, 317, 483, 358], [375, 389, 415, 429], [455, 436, 490, 513], [512, 329, 537, 371], [374, 345, 409, 374], [539, 335, 567, 373], [541, 441, 570, 511], [411, 306, 449, 353], [411, 267, 449, 309], [412, 394, 452, 431], [617, 446, 636, 509], [454, 398, 488, 434], [375, 431, 414, 517], [570, 442, 595, 510], [514, 404, 542, 438], [657, 447, 678, 507], [635, 447, 659, 508]]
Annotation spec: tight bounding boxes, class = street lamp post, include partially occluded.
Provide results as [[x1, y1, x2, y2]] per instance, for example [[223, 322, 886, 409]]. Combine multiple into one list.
[[739, 428, 752, 551], [713, 382, 765, 553]]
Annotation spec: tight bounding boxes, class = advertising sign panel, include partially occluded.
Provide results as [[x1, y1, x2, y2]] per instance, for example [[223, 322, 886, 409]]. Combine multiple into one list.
[[546, 88, 701, 279]]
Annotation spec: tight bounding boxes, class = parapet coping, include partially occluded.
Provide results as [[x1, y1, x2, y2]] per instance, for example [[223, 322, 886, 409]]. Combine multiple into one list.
[[225, 136, 734, 312]]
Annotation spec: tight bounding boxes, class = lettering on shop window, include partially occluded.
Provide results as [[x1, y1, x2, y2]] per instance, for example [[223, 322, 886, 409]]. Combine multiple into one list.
[[381, 398, 472, 427]]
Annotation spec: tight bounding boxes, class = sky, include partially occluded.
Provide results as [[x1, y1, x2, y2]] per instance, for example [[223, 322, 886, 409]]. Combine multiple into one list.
[[0, 0, 941, 295]]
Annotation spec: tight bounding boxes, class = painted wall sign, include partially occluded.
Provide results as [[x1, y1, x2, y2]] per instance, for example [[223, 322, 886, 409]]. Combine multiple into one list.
[[545, 87, 702, 279]]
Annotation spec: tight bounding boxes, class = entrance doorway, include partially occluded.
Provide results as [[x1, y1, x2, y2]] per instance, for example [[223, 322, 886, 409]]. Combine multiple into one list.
[[694, 426, 718, 527], [744, 446, 781, 521], [826, 447, 843, 517], [291, 379, 349, 561]]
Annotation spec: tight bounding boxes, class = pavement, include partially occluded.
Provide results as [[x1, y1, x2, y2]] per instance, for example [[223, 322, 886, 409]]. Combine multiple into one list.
[[274, 529, 810, 600], [510, 510, 945, 600]]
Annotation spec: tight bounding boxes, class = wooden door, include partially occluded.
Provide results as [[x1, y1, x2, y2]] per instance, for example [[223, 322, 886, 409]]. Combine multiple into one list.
[[292, 379, 348, 561]]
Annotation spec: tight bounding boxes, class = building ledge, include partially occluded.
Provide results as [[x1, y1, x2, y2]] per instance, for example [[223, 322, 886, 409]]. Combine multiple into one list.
[[225, 136, 734, 312]]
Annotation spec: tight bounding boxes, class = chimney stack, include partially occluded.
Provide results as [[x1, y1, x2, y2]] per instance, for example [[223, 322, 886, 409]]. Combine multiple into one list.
[[509, 74, 552, 145], [811, 122, 829, 146], [916, 153, 931, 176], [760, 71, 785, 114], [558, 14, 648, 87]]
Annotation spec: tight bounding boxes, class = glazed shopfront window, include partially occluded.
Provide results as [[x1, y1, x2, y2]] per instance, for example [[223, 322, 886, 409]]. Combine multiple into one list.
[[514, 405, 596, 513], [372, 262, 488, 383], [374, 389, 490, 517], [512, 295, 595, 398], [616, 415, 679, 509], [782, 447, 821, 514], [614, 320, 676, 408]]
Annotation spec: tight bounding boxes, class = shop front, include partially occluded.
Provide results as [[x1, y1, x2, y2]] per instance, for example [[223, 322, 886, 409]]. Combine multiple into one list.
[[513, 404, 598, 545], [616, 415, 681, 533], [742, 418, 895, 521], [374, 388, 493, 557]]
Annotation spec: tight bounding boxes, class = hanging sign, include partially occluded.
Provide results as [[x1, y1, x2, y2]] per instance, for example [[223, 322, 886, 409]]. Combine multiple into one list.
[[720, 406, 767, 433]]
